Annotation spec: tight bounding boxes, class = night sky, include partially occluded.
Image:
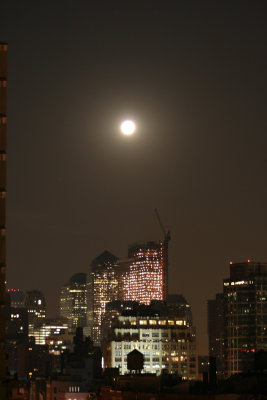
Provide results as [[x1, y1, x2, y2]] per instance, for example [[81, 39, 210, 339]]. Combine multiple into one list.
[[1, 1, 266, 354]]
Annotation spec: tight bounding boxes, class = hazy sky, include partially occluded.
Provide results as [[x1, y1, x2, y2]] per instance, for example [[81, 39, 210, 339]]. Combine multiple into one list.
[[1, 0, 266, 354]]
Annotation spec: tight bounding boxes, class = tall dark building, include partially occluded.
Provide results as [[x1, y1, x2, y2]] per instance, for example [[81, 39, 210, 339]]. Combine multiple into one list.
[[5, 294, 28, 378], [207, 293, 224, 373], [167, 294, 193, 326], [224, 261, 267, 376], [7, 288, 25, 308], [24, 290, 46, 336], [0, 41, 7, 400]]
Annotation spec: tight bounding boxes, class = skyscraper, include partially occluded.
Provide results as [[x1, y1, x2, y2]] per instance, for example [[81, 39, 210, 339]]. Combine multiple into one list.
[[122, 241, 167, 305], [24, 290, 46, 336], [207, 293, 224, 373], [0, 41, 7, 400], [88, 251, 118, 345], [59, 273, 87, 330], [224, 261, 267, 376]]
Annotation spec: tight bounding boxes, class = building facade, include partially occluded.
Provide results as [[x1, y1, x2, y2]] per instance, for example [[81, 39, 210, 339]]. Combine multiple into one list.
[[122, 241, 167, 305], [88, 251, 119, 345], [104, 313, 197, 379], [7, 288, 25, 308], [0, 41, 7, 400], [224, 261, 267, 376], [24, 290, 46, 336], [207, 293, 224, 373], [60, 273, 87, 331], [29, 318, 69, 346], [103, 301, 198, 379]]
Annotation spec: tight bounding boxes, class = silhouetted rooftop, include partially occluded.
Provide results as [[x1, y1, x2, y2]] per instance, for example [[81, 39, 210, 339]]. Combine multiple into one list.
[[90, 251, 118, 271]]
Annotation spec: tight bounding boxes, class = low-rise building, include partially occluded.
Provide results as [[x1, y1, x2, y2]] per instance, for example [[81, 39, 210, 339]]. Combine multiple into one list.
[[103, 307, 198, 379]]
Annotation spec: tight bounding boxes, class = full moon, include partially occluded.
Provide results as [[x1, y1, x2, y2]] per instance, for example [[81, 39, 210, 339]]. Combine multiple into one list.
[[120, 120, 136, 135]]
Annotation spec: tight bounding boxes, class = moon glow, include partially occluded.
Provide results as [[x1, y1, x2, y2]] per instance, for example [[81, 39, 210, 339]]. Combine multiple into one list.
[[120, 120, 136, 135]]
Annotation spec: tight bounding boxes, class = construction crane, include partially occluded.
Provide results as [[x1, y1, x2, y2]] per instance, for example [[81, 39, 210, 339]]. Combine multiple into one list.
[[154, 209, 170, 300], [154, 208, 171, 242]]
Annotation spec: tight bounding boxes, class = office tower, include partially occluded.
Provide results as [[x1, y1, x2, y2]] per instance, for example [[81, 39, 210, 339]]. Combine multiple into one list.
[[88, 251, 118, 345], [122, 241, 167, 305], [6, 301, 28, 377], [224, 261, 267, 376], [0, 41, 7, 400], [24, 290, 46, 336], [103, 300, 140, 339], [29, 317, 69, 346], [207, 293, 224, 373], [6, 306, 28, 344], [103, 302, 198, 379], [59, 284, 71, 319], [166, 294, 193, 326], [7, 288, 25, 308], [59, 273, 87, 330]]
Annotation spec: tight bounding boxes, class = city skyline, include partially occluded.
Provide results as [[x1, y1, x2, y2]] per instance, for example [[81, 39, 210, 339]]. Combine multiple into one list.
[[0, 1, 266, 355]]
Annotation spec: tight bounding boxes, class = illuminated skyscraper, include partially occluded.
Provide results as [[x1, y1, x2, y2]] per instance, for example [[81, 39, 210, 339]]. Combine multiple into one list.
[[59, 273, 87, 330], [59, 284, 71, 319], [224, 261, 267, 376], [122, 241, 167, 305], [0, 41, 7, 400], [88, 251, 118, 346]]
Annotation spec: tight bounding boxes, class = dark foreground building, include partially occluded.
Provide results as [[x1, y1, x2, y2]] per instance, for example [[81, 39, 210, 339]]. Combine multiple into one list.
[[0, 41, 7, 400], [207, 293, 224, 374], [224, 261, 267, 376]]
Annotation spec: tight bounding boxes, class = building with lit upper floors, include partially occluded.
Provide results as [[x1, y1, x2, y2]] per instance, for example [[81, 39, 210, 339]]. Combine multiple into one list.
[[103, 302, 198, 379], [224, 260, 267, 376]]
